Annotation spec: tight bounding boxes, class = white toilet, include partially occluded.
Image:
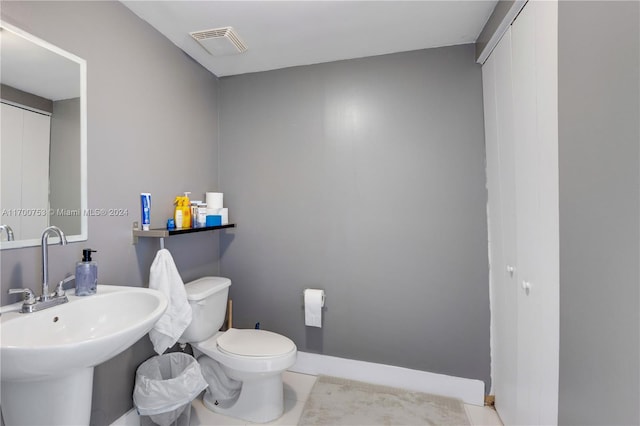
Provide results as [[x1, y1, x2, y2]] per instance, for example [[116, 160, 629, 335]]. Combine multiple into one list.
[[178, 276, 297, 423]]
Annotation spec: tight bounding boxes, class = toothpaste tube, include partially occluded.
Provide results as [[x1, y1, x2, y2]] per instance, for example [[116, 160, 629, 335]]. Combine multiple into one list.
[[140, 193, 151, 231]]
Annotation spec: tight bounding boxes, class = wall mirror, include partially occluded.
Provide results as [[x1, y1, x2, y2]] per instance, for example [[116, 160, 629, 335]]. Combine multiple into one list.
[[0, 21, 87, 249]]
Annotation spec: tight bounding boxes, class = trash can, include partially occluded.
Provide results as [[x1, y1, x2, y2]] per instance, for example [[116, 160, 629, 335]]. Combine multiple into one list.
[[134, 353, 208, 426]]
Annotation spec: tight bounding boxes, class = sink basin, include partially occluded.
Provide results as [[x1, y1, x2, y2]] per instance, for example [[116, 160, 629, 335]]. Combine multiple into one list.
[[1, 285, 167, 381], [1, 285, 167, 425]]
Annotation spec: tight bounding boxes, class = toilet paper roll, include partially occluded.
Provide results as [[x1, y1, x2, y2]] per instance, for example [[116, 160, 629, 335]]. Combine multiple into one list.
[[304, 289, 325, 328], [206, 192, 223, 209]]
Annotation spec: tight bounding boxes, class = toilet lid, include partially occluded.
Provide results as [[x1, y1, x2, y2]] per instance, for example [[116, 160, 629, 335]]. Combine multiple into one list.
[[217, 328, 296, 357], [184, 277, 231, 301]]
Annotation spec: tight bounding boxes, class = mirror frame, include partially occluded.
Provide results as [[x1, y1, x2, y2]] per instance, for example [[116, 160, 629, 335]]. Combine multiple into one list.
[[0, 20, 87, 249]]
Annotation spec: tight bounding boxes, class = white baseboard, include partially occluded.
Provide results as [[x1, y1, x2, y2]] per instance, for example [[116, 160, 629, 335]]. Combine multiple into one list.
[[111, 351, 486, 425], [290, 351, 485, 406]]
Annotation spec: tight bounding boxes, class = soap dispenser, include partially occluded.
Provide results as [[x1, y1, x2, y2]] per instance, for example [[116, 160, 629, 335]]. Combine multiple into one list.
[[76, 249, 97, 296]]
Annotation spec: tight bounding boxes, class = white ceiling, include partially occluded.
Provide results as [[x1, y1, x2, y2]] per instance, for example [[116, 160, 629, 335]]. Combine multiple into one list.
[[1, 27, 81, 101], [122, 1, 497, 77]]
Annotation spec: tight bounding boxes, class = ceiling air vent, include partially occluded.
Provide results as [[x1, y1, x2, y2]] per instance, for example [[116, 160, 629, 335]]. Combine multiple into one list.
[[190, 27, 247, 56]]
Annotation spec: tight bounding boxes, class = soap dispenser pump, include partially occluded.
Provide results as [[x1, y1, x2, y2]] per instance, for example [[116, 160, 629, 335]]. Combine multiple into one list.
[[76, 248, 97, 296]]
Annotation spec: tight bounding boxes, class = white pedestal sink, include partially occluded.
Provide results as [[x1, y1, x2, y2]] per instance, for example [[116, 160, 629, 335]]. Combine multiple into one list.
[[1, 285, 167, 426]]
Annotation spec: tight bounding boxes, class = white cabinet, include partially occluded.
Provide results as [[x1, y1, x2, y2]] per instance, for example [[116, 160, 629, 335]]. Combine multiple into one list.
[[1, 103, 51, 240], [482, 1, 559, 424]]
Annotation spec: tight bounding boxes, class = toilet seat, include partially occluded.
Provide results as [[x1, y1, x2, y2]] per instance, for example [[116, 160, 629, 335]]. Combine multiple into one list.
[[217, 329, 296, 358], [194, 330, 297, 375]]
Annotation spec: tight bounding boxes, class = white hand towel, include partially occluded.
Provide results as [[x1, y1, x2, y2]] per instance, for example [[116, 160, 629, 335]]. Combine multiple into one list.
[[148, 249, 192, 354]]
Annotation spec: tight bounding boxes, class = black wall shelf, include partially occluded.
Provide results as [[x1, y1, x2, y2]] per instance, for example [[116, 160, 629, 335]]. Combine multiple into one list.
[[132, 223, 235, 244]]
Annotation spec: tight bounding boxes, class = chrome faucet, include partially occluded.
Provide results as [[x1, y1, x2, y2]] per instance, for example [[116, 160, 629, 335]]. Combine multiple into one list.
[[7, 226, 70, 313], [41, 226, 68, 301], [0, 224, 15, 241]]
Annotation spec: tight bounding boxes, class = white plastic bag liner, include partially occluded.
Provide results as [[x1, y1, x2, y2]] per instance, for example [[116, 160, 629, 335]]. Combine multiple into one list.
[[134, 353, 208, 426], [142, 402, 190, 426], [198, 355, 242, 407]]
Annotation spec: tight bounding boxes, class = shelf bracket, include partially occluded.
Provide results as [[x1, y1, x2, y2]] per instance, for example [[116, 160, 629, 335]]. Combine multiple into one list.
[[132, 221, 139, 245]]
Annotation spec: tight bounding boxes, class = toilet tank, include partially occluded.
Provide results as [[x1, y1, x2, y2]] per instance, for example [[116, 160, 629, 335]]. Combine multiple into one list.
[[178, 276, 231, 343]]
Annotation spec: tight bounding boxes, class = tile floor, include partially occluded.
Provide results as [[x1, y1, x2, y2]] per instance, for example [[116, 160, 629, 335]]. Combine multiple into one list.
[[190, 371, 503, 426]]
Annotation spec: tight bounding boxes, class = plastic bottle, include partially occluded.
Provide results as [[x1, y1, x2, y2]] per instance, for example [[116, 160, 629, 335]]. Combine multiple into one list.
[[182, 192, 192, 228], [190, 200, 200, 228], [174, 197, 184, 228], [197, 203, 207, 228], [76, 249, 97, 296]]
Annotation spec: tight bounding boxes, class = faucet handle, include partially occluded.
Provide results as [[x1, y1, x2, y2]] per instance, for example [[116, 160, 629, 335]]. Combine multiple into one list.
[[8, 288, 36, 305], [55, 275, 75, 297]]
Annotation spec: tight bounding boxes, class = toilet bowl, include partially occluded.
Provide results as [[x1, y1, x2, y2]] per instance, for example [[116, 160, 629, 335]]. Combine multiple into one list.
[[178, 277, 297, 423]]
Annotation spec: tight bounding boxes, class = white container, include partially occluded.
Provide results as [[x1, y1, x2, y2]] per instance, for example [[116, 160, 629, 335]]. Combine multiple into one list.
[[219, 208, 229, 225], [206, 208, 228, 225]]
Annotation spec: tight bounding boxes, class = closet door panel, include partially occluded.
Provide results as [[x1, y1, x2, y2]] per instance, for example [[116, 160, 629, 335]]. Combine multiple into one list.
[[1, 104, 24, 240], [495, 28, 520, 425], [511, 0, 559, 423], [511, 3, 539, 424], [483, 28, 519, 426], [482, 42, 506, 410], [532, 1, 559, 423], [21, 110, 51, 239]]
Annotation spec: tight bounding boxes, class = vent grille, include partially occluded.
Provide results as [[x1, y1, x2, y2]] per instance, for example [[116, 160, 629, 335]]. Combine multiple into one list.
[[190, 27, 247, 56]]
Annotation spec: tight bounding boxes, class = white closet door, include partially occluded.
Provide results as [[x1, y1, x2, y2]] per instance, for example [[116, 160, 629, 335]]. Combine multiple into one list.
[[482, 27, 519, 426], [511, 5, 538, 422], [20, 109, 51, 239], [484, 0, 559, 423], [511, 0, 559, 424], [1, 103, 24, 240], [530, 2, 559, 424], [1, 103, 51, 241]]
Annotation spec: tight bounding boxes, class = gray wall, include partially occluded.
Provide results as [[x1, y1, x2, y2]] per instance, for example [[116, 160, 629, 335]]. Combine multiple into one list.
[[0, 2, 221, 424], [218, 45, 491, 388], [50, 97, 81, 234], [558, 1, 640, 424], [0, 84, 53, 113]]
